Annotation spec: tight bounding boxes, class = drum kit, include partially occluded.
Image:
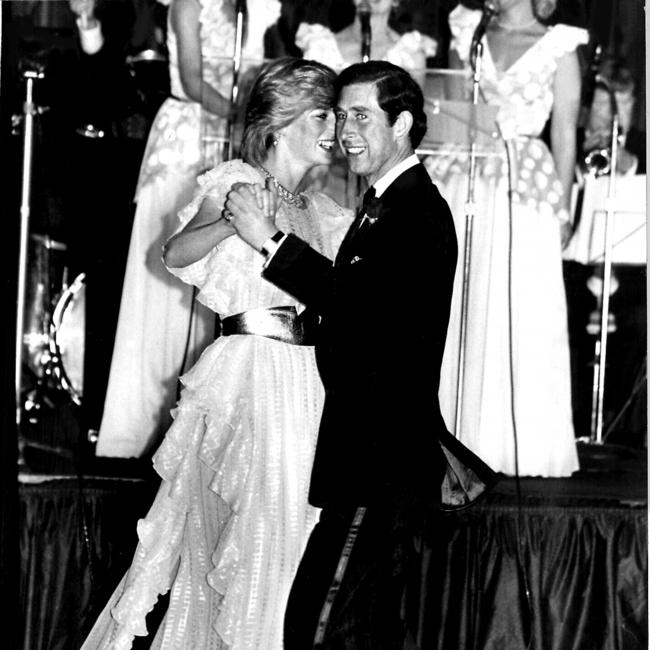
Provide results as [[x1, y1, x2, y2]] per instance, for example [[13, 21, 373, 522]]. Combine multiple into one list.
[[22, 232, 85, 420], [11, 57, 85, 435], [14, 41, 171, 429]]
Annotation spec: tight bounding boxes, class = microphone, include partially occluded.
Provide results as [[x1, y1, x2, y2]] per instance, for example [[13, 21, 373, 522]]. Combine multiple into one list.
[[358, 0, 371, 62], [235, 0, 247, 15], [470, 0, 498, 70], [594, 73, 612, 91]]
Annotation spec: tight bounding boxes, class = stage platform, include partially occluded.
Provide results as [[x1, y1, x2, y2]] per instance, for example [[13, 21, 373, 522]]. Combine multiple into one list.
[[18, 443, 647, 650]]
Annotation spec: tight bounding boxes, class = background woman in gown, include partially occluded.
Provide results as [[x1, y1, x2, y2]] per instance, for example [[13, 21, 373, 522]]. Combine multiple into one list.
[[96, 0, 280, 458], [81, 57, 351, 649], [295, 0, 437, 74], [426, 0, 587, 477]]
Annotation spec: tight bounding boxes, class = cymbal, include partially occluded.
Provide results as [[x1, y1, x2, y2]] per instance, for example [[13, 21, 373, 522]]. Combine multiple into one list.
[[127, 49, 167, 65], [31, 233, 67, 251]]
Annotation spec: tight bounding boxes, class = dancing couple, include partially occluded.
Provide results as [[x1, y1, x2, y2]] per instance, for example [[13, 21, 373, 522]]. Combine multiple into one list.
[[82, 56, 494, 649]]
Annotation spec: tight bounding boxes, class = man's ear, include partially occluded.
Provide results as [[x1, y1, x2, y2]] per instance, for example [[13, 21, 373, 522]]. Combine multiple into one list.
[[393, 110, 413, 141]]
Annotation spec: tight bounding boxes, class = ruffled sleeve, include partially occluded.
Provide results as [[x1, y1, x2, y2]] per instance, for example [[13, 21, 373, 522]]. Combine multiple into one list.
[[303, 191, 354, 260], [165, 159, 260, 293], [385, 31, 438, 71], [295, 22, 346, 69], [543, 24, 589, 59], [448, 5, 481, 65]]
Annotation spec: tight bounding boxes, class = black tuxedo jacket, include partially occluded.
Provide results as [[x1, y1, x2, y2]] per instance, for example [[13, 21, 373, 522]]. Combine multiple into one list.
[[265, 162, 495, 509]]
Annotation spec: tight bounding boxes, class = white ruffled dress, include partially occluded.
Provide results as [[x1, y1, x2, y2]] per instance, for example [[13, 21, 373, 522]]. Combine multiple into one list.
[[82, 161, 352, 650], [295, 22, 437, 73]]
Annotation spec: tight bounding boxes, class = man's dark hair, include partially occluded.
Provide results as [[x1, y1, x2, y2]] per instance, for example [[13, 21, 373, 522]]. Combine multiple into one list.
[[336, 61, 427, 148]]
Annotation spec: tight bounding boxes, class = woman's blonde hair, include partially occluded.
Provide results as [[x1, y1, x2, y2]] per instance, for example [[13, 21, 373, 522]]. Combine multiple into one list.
[[240, 57, 337, 166]]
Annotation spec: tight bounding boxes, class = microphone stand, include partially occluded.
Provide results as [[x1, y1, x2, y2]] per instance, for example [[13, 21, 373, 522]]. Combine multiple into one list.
[[588, 87, 620, 445], [454, 39, 485, 436], [14, 65, 45, 471], [226, 0, 246, 161], [358, 1, 371, 63], [15, 66, 45, 430]]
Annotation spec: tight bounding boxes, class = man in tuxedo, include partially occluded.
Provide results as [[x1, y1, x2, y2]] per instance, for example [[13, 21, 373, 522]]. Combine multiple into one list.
[[227, 60, 490, 648]]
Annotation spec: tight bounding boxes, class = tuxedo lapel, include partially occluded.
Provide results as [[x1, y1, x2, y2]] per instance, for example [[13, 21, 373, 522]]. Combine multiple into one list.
[[335, 214, 364, 265], [337, 189, 380, 264]]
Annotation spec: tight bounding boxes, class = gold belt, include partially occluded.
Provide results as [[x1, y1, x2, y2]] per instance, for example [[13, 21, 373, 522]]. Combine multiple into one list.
[[220, 306, 317, 346]]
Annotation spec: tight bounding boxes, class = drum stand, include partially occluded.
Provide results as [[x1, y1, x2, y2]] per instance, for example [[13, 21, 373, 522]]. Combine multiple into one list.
[[23, 236, 72, 419]]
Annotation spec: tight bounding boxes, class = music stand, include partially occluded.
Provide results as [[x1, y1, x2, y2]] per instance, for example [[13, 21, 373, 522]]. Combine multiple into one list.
[[563, 174, 646, 266], [565, 172, 646, 447], [418, 97, 500, 436]]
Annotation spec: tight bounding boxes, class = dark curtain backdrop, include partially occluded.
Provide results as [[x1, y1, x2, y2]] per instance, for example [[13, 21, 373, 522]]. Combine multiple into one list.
[[19, 481, 647, 650], [413, 502, 647, 650], [19, 480, 157, 650]]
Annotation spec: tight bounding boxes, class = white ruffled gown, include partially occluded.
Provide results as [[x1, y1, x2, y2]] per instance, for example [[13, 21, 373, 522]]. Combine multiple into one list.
[[81, 160, 353, 649], [96, 0, 280, 458], [294, 21, 437, 73], [425, 6, 588, 476]]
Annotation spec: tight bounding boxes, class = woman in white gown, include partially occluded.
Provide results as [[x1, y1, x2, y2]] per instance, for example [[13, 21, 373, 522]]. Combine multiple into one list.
[[81, 57, 352, 649], [295, 0, 437, 74], [96, 0, 280, 458], [425, 0, 587, 476]]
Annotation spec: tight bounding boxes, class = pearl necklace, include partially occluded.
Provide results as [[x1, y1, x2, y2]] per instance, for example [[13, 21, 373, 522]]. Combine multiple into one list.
[[495, 17, 539, 32], [258, 167, 307, 209]]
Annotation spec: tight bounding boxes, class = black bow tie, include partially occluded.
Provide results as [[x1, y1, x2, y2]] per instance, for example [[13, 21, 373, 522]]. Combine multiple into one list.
[[358, 187, 381, 223]]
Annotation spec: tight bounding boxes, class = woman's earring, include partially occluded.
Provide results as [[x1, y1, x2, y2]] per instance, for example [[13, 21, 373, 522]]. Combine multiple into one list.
[[272, 134, 280, 146], [533, 0, 557, 20]]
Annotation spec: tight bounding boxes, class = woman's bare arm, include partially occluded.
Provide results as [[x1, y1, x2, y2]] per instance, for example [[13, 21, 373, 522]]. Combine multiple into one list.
[[550, 49, 582, 215], [171, 0, 231, 118], [164, 195, 235, 268]]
